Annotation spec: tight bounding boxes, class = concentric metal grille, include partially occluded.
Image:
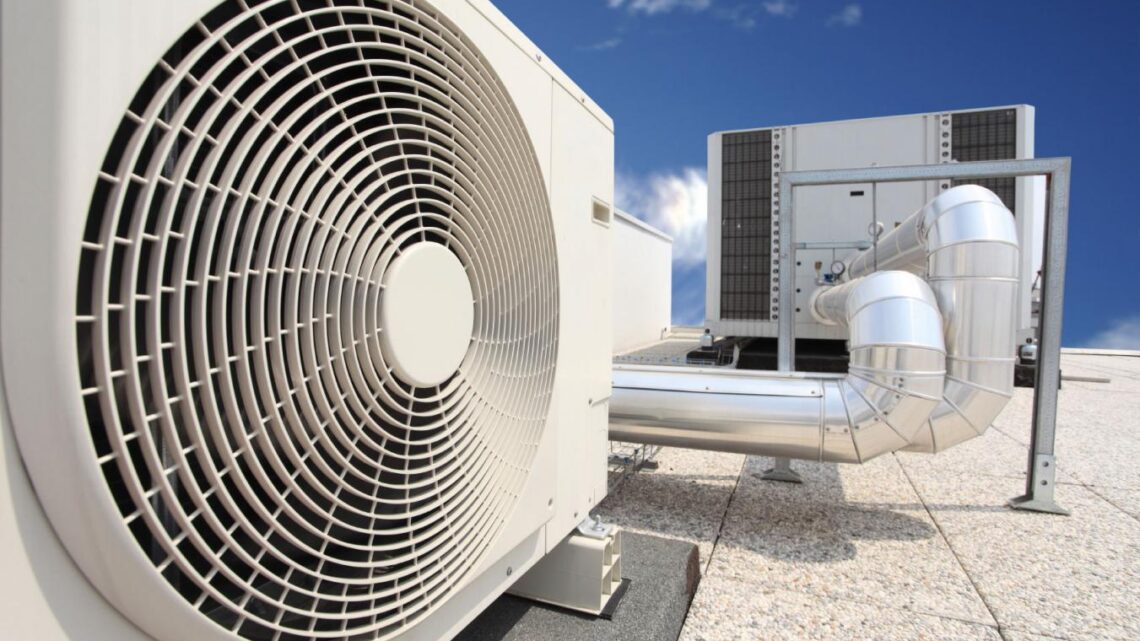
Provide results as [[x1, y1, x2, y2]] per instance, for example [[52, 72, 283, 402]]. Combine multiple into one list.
[[74, 1, 556, 639]]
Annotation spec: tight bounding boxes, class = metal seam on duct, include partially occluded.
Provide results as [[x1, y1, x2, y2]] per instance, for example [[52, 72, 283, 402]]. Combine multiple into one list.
[[817, 382, 826, 461], [943, 394, 984, 436], [927, 419, 939, 453], [845, 372, 944, 402], [838, 381, 866, 464], [944, 375, 1015, 398], [845, 376, 912, 444]]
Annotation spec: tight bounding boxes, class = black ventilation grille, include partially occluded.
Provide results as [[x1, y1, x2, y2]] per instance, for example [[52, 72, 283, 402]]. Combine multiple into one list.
[[952, 109, 1018, 211], [719, 131, 772, 321]]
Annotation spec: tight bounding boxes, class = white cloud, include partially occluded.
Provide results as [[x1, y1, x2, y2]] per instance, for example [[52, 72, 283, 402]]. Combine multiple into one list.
[[1085, 315, 1140, 350], [607, 0, 713, 16], [733, 15, 758, 29], [609, 0, 796, 28], [615, 168, 708, 266], [716, 5, 758, 29], [762, 0, 798, 17], [827, 3, 862, 27], [582, 37, 623, 51]]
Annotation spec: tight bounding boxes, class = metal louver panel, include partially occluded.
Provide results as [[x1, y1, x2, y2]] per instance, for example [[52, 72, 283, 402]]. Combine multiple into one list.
[[719, 130, 773, 321], [951, 108, 1018, 211], [72, 1, 557, 639]]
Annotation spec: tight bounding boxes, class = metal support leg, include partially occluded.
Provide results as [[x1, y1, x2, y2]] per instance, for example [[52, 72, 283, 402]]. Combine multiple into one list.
[[760, 457, 803, 484], [1010, 163, 1071, 516], [764, 176, 803, 487], [1009, 454, 1069, 515]]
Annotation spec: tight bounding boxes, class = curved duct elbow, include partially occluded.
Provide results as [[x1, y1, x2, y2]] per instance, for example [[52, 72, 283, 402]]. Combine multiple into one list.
[[813, 271, 947, 460], [610, 271, 945, 463], [846, 185, 1020, 452]]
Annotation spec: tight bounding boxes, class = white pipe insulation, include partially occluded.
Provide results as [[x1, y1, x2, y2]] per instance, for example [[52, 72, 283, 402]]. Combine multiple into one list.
[[609, 185, 1020, 461]]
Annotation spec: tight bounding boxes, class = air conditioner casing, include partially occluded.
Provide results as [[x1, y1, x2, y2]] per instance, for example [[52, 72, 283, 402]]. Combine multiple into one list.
[[1, 1, 612, 639]]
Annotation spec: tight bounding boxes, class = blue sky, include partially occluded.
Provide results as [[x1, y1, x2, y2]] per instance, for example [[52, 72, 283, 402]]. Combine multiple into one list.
[[495, 0, 1140, 348]]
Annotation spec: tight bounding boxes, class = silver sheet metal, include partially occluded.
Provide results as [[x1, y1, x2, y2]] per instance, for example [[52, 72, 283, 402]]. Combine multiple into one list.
[[845, 185, 1019, 452], [609, 185, 1019, 462], [610, 271, 946, 463]]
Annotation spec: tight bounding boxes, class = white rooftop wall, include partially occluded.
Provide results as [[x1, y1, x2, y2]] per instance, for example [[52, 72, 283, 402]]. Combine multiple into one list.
[[612, 210, 673, 354]]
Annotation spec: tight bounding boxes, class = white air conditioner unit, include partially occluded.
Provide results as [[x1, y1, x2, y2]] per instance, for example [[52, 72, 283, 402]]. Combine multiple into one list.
[[0, 1, 613, 639]]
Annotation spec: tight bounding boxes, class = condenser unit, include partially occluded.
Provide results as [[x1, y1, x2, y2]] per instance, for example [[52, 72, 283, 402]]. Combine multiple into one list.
[[706, 106, 1044, 347], [0, 1, 614, 639]]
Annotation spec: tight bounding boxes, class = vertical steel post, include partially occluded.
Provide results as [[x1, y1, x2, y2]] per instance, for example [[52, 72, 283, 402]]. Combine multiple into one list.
[[777, 172, 795, 372], [1010, 160, 1071, 515], [761, 172, 804, 484]]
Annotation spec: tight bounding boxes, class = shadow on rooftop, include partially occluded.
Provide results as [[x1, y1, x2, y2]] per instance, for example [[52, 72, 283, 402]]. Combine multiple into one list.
[[596, 452, 999, 565]]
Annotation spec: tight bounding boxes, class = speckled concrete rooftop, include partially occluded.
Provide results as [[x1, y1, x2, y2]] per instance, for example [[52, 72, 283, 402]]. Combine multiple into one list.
[[600, 351, 1140, 641]]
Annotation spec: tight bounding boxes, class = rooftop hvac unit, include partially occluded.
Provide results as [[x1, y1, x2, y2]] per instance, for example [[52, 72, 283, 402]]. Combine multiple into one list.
[[706, 106, 1044, 345], [0, 1, 614, 639]]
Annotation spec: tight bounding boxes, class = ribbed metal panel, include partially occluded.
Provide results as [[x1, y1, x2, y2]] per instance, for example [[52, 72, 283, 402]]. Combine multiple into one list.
[[719, 131, 772, 320]]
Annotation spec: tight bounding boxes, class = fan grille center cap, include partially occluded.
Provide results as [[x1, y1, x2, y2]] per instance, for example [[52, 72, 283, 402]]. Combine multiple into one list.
[[380, 243, 474, 387]]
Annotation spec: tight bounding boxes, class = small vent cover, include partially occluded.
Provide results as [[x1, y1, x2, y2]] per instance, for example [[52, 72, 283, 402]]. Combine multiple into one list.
[[73, 1, 556, 639]]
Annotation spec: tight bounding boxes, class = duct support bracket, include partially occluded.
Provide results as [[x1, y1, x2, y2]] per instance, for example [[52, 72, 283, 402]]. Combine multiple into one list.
[[760, 458, 803, 484], [779, 158, 1072, 515], [508, 520, 625, 616], [1009, 454, 1070, 516]]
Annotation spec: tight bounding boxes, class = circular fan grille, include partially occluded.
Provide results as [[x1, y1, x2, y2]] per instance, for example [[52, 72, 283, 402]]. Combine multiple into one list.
[[73, 0, 556, 639]]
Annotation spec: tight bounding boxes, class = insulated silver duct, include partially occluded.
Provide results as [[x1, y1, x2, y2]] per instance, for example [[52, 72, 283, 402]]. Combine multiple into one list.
[[845, 185, 1020, 452], [609, 185, 1020, 462], [610, 271, 946, 463]]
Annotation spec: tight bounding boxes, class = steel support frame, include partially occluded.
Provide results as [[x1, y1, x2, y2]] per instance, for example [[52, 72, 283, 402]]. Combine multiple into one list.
[[777, 158, 1072, 515], [760, 457, 804, 484]]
